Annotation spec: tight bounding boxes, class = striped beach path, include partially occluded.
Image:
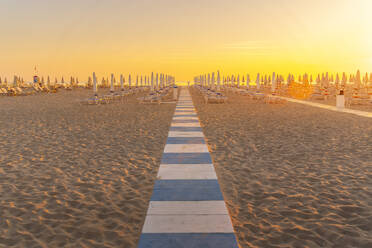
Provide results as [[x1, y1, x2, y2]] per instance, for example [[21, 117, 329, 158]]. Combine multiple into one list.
[[137, 88, 239, 248]]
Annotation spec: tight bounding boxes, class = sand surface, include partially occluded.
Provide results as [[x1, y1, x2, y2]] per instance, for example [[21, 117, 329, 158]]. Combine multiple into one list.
[[0, 89, 175, 247], [191, 88, 372, 248]]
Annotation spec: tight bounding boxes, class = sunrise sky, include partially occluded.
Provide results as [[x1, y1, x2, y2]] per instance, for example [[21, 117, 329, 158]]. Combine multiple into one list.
[[1, 0, 371, 82]]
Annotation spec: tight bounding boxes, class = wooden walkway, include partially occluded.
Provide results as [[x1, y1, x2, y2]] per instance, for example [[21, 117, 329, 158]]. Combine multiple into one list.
[[137, 88, 238, 248]]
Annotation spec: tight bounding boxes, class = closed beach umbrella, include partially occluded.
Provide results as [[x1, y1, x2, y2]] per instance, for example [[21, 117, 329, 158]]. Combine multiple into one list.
[[156, 73, 159, 89], [110, 73, 115, 93], [256, 73, 260, 90], [151, 72, 154, 90], [211, 72, 215, 89], [271, 72, 276, 92], [355, 70, 361, 88], [93, 72, 97, 96], [247, 74, 250, 87], [128, 74, 132, 87], [335, 74, 340, 88], [217, 71, 221, 90], [120, 74, 124, 91]]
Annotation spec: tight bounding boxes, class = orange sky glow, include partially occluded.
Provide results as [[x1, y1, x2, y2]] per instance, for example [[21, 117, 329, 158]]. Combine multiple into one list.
[[1, 0, 371, 82]]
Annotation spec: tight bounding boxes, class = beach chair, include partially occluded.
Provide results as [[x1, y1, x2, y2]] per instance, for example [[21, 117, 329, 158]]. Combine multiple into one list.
[[250, 92, 265, 100], [16, 87, 32, 96], [0, 88, 8, 96], [205, 92, 228, 104], [265, 94, 286, 104], [138, 93, 161, 104]]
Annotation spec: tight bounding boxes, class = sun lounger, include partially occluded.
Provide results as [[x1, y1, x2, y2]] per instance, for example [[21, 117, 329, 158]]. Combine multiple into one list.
[[265, 94, 286, 104], [349, 96, 371, 105], [138, 93, 162, 104], [80, 95, 110, 105], [0, 88, 8, 96], [204, 93, 228, 104]]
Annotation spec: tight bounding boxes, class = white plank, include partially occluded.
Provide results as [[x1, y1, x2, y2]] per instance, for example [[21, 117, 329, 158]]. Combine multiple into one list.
[[142, 214, 234, 233], [171, 122, 200, 127], [176, 108, 196, 111], [147, 201, 227, 215], [164, 144, 208, 153], [173, 116, 199, 120], [168, 131, 204, 137], [174, 111, 196, 115], [157, 164, 217, 179]]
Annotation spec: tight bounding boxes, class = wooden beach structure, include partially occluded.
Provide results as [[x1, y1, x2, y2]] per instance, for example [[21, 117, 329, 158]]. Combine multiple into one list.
[[137, 88, 238, 247]]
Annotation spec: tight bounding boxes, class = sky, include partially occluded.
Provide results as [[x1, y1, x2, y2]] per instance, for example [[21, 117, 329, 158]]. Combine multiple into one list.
[[1, 0, 371, 82]]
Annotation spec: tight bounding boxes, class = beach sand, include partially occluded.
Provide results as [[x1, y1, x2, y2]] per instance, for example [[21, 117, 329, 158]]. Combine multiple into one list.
[[191, 88, 372, 248], [0, 89, 175, 247]]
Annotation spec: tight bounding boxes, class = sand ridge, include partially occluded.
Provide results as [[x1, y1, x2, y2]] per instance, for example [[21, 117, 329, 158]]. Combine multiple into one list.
[[0, 89, 175, 247], [191, 88, 372, 248]]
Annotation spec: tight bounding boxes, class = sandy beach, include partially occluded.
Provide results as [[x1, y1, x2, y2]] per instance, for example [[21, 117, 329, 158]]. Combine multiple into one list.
[[191, 88, 372, 248], [0, 89, 175, 247]]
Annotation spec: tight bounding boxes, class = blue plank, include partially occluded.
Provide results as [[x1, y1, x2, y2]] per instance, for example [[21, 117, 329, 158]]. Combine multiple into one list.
[[166, 137, 206, 144], [161, 153, 212, 164], [151, 180, 223, 201], [170, 127, 202, 132], [138, 233, 238, 248]]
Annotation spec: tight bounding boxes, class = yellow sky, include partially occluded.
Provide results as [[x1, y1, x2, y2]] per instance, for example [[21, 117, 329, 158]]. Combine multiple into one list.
[[1, 0, 371, 82]]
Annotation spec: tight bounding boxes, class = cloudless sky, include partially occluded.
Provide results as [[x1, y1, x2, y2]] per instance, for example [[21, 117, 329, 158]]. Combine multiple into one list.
[[1, 0, 371, 81]]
